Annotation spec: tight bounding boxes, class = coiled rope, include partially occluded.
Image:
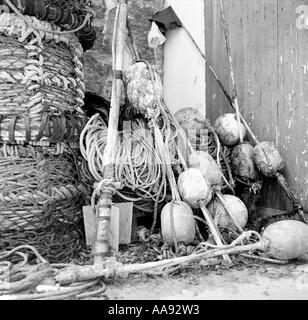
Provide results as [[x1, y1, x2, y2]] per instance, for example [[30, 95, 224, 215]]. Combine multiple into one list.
[[80, 114, 168, 204]]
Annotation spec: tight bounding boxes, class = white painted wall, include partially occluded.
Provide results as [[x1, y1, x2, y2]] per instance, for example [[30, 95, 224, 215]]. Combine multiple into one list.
[[163, 0, 206, 117]]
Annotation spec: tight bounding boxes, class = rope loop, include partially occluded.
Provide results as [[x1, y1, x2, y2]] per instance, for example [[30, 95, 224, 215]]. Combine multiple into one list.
[[91, 179, 122, 207]]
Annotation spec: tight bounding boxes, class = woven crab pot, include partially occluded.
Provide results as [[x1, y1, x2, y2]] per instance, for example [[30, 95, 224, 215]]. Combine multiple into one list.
[[0, 12, 86, 145], [47, 0, 89, 8], [0, 149, 88, 232], [0, 141, 81, 158], [0, 0, 96, 51]]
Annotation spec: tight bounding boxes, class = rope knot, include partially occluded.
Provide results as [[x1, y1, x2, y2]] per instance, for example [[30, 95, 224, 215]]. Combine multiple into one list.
[[148, 118, 158, 128], [212, 185, 221, 193], [91, 179, 122, 207]]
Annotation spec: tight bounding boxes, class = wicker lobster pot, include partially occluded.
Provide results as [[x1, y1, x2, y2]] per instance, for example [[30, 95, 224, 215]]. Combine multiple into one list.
[[0, 148, 87, 232], [47, 0, 89, 9], [0, 12, 85, 145], [0, 142, 80, 157], [0, 0, 96, 51]]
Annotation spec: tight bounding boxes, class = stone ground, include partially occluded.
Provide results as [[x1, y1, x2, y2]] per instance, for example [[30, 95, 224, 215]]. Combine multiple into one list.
[[104, 260, 308, 300]]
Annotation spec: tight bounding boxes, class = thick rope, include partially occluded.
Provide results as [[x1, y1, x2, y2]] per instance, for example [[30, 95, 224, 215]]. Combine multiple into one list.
[[80, 115, 167, 204]]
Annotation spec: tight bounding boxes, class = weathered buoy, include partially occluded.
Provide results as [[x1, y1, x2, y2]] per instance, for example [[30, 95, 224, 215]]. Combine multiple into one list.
[[253, 141, 307, 224], [214, 113, 247, 146], [188, 151, 223, 187], [174, 107, 205, 132], [123, 62, 162, 118], [161, 201, 196, 246], [178, 168, 213, 208], [231, 142, 258, 180], [207, 194, 248, 230], [253, 141, 285, 177], [262, 220, 308, 260]]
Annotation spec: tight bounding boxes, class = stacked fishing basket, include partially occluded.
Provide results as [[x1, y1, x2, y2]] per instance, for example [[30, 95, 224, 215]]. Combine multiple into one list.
[[0, 0, 95, 262]]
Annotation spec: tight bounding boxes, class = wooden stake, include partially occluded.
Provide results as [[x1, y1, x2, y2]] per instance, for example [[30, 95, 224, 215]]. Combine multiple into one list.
[[92, 0, 127, 265], [56, 240, 268, 285]]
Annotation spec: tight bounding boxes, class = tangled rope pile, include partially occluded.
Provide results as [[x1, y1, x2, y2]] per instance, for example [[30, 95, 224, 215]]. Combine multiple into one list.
[[0, 230, 275, 299], [81, 114, 169, 203], [81, 59, 234, 232], [0, 221, 90, 264], [0, 245, 105, 300], [0, 12, 85, 144], [81, 116, 233, 212], [46, 0, 90, 12]]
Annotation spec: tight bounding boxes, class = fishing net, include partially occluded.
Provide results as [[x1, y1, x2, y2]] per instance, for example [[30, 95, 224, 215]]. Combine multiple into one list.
[[47, 0, 90, 10], [0, 12, 85, 145], [0, 221, 90, 264], [0, 148, 88, 233], [123, 61, 162, 119]]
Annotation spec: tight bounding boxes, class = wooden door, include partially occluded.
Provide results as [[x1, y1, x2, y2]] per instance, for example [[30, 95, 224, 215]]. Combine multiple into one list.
[[204, 0, 308, 211]]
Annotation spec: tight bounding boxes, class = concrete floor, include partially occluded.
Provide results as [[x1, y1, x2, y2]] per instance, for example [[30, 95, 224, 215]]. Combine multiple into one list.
[[106, 262, 308, 300]]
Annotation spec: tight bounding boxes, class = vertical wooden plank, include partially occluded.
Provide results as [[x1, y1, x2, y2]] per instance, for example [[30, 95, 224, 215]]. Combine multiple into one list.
[[227, 0, 245, 117], [204, 0, 307, 211], [297, 0, 308, 210], [205, 0, 231, 123], [215, 0, 262, 138], [114, 202, 133, 243], [276, 0, 300, 210], [204, 0, 213, 119], [109, 206, 120, 253], [240, 0, 262, 139], [258, 0, 282, 210], [260, 0, 278, 142]]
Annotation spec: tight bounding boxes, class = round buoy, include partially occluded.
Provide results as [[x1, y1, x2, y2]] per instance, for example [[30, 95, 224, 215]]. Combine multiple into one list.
[[161, 201, 196, 246], [231, 142, 258, 180], [262, 220, 308, 260], [174, 107, 205, 132], [178, 168, 213, 208], [207, 194, 248, 230], [214, 113, 247, 146], [188, 151, 223, 187], [253, 141, 285, 177]]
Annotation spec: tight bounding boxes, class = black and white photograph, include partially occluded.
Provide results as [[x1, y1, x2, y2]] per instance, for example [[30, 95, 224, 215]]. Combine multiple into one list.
[[0, 0, 307, 307]]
